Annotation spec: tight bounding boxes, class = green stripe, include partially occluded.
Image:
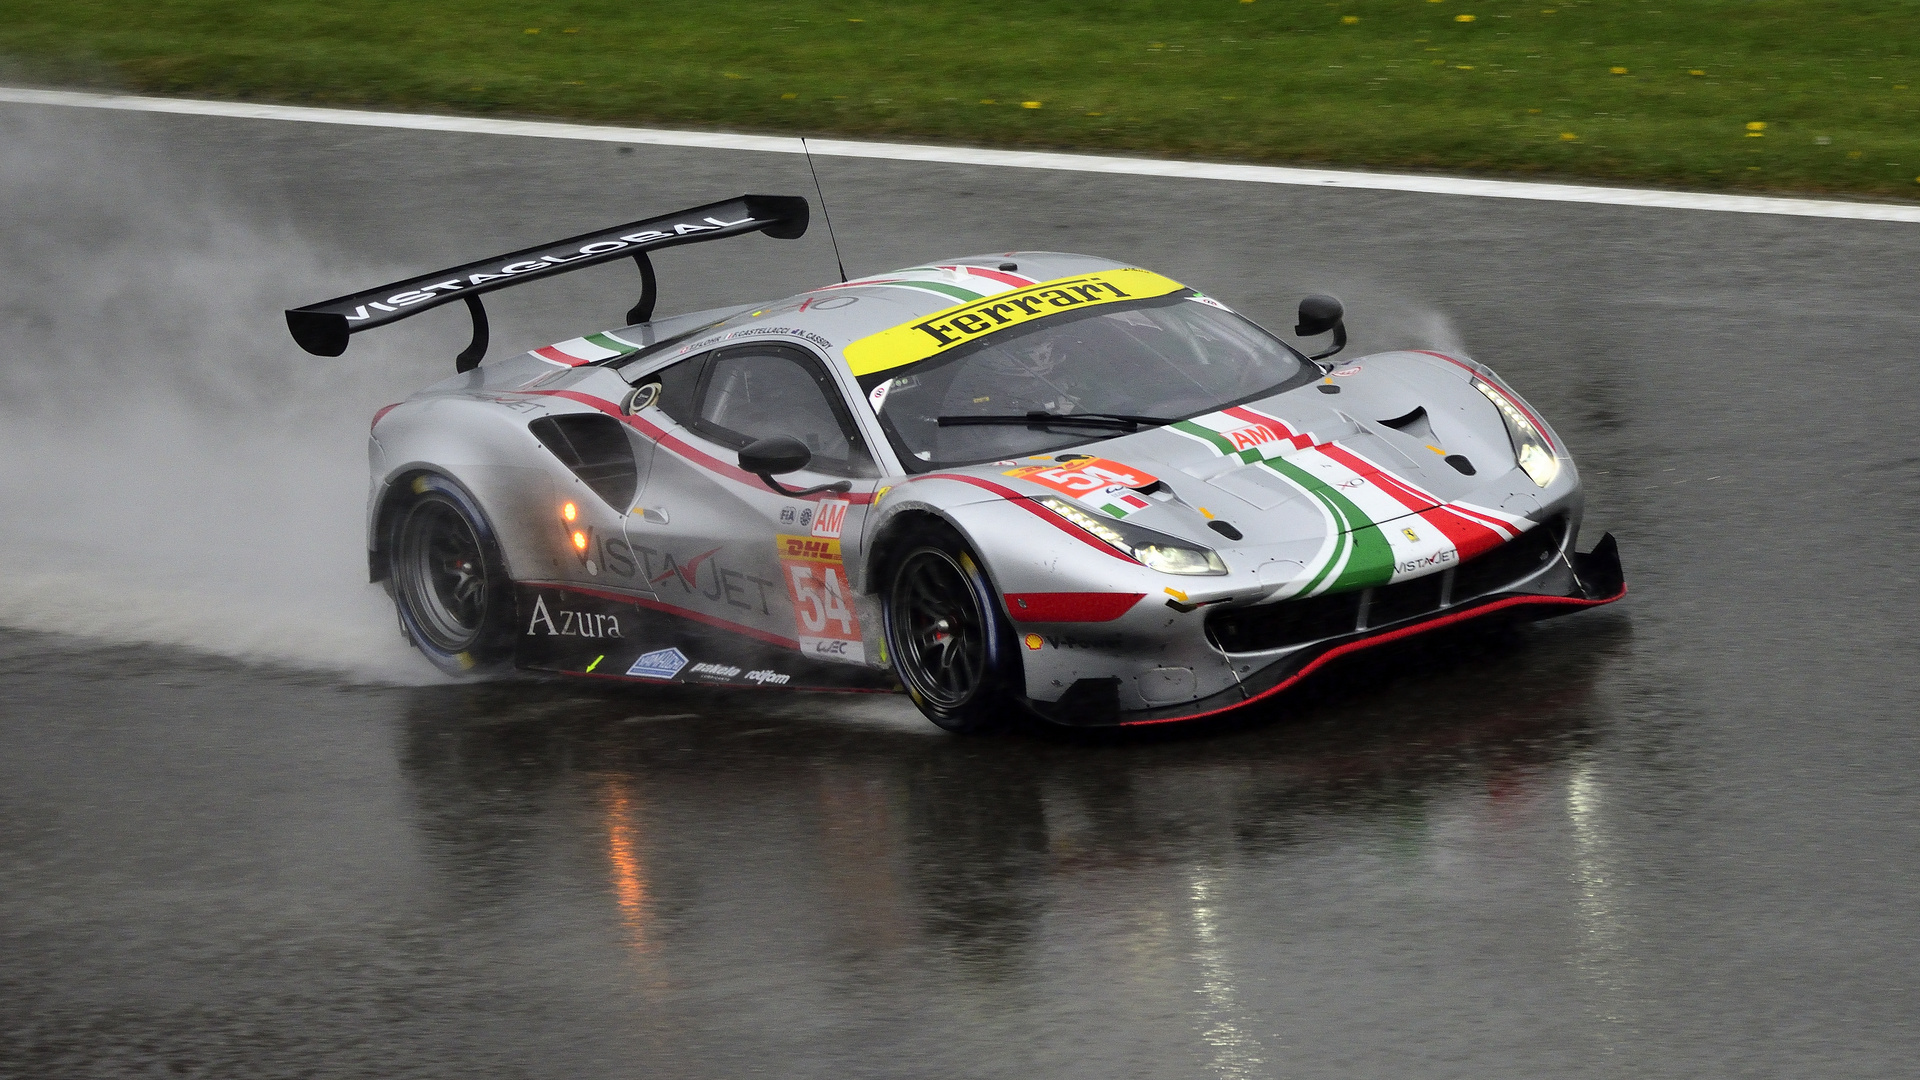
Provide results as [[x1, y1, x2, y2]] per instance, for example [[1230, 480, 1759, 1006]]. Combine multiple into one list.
[[585, 331, 638, 354], [1172, 418, 1271, 463], [891, 280, 984, 302], [1261, 457, 1394, 594], [1173, 419, 1235, 454]]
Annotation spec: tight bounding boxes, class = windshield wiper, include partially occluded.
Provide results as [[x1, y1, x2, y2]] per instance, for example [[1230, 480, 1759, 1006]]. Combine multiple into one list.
[[937, 410, 1175, 433]]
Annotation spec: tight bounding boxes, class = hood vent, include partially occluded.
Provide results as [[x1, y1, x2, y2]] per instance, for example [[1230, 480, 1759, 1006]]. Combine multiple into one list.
[[1378, 406, 1435, 443]]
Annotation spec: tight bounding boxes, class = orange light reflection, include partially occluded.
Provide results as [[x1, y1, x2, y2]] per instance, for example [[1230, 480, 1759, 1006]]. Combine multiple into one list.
[[603, 781, 651, 952]]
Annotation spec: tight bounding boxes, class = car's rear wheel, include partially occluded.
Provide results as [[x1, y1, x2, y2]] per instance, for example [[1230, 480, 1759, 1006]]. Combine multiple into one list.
[[388, 475, 515, 675], [882, 525, 1023, 733]]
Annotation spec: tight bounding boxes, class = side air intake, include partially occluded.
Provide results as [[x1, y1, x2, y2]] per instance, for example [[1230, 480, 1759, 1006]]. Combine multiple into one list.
[[529, 415, 639, 510]]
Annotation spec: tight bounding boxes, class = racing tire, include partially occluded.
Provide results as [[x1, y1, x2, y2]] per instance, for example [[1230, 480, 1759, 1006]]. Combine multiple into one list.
[[386, 475, 516, 676], [882, 524, 1024, 734]]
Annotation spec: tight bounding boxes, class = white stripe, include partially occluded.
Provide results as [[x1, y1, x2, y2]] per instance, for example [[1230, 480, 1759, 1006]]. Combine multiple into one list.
[[5, 86, 1919, 225], [548, 336, 622, 362]]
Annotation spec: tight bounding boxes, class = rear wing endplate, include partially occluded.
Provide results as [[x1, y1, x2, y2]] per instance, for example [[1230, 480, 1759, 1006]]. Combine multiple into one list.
[[285, 194, 809, 370]]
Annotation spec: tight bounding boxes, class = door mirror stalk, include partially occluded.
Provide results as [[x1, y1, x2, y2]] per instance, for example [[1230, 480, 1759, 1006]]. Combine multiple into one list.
[[738, 436, 853, 497]]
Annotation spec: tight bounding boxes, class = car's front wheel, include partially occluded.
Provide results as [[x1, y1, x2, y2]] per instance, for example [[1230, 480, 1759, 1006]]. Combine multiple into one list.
[[387, 475, 516, 675], [882, 524, 1024, 733]]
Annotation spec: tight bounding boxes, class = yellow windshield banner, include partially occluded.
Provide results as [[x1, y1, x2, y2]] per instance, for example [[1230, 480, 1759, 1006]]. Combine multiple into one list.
[[841, 268, 1188, 377]]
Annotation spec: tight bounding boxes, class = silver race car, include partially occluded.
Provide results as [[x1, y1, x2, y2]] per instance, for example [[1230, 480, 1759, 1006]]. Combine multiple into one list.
[[287, 195, 1624, 732]]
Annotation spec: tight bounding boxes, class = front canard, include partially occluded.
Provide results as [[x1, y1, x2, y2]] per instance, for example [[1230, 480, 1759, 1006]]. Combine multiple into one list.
[[841, 268, 1187, 377]]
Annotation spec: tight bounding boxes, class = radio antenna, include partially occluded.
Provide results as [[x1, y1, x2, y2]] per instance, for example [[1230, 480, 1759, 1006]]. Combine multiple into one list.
[[801, 137, 848, 284]]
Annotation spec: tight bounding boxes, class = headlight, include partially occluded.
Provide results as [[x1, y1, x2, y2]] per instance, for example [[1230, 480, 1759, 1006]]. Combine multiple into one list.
[[1473, 378, 1560, 488], [1035, 497, 1228, 575]]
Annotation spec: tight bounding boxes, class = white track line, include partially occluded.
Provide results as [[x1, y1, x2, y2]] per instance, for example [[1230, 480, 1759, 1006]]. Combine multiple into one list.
[[5, 85, 1918, 224]]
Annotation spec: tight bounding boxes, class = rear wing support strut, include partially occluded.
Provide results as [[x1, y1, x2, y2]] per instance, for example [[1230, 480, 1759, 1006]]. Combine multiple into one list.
[[286, 194, 809, 370]]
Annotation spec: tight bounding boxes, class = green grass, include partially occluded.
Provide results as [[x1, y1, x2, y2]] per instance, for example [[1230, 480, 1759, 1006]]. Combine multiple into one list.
[[4, 0, 1918, 198]]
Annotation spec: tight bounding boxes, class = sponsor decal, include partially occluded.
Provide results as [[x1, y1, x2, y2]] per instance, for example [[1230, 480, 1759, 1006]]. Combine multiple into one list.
[[777, 533, 864, 663], [1186, 295, 1232, 311], [335, 215, 761, 326], [1402, 526, 1420, 543], [811, 498, 850, 539], [1001, 457, 1160, 518], [841, 268, 1188, 377], [1331, 365, 1362, 377], [592, 537, 780, 614], [802, 636, 867, 662], [1167, 406, 1316, 464], [745, 669, 792, 685], [526, 594, 622, 638], [626, 647, 689, 680], [688, 662, 743, 680], [799, 507, 813, 530], [1396, 549, 1457, 575], [1024, 633, 1045, 651], [779, 506, 797, 525], [867, 380, 891, 413]]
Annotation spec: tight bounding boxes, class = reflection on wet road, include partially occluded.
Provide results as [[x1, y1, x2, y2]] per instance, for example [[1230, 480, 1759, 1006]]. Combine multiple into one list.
[[4, 100, 1920, 1077]]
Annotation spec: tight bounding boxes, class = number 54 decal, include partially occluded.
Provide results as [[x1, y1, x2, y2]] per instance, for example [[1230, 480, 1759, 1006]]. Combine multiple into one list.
[[777, 534, 866, 663], [1002, 457, 1160, 516]]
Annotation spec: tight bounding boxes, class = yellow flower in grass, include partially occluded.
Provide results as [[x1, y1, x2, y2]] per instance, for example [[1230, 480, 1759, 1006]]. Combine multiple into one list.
[[1610, 66, 1628, 75], [1456, 14, 1476, 21], [1022, 101, 1043, 109], [1560, 132, 1578, 141], [1746, 121, 1766, 137], [1343, 15, 1360, 24]]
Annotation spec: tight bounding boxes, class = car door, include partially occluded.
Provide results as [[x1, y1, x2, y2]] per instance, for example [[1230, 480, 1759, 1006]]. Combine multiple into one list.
[[620, 342, 883, 665]]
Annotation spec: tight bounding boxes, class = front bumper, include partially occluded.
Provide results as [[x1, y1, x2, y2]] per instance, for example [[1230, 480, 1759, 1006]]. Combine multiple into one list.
[[1026, 532, 1625, 727]]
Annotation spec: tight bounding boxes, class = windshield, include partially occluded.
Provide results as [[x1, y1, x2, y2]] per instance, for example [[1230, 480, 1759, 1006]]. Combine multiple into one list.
[[859, 293, 1314, 471]]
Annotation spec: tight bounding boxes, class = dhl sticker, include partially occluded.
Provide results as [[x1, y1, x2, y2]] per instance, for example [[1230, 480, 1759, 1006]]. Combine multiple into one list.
[[777, 534, 842, 562]]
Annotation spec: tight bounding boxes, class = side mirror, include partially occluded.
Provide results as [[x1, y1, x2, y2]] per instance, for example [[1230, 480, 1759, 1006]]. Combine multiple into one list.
[[1294, 294, 1348, 361], [738, 435, 852, 498], [739, 435, 812, 476]]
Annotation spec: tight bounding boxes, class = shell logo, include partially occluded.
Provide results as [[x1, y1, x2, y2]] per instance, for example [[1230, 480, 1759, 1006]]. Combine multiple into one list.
[[1024, 633, 1045, 651]]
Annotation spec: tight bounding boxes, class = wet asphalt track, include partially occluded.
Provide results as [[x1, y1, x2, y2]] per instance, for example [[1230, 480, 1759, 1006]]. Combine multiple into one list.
[[3, 102, 1919, 1078]]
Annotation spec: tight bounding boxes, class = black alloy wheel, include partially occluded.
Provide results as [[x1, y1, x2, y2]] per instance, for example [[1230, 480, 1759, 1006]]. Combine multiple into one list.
[[883, 528, 1022, 733], [389, 476, 514, 674]]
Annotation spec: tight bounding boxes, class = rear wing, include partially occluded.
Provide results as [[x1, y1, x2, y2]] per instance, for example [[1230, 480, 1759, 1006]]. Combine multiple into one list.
[[285, 194, 809, 371]]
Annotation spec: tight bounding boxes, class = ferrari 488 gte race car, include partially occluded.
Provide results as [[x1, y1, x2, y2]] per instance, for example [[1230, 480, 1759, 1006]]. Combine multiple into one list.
[[286, 194, 1624, 732]]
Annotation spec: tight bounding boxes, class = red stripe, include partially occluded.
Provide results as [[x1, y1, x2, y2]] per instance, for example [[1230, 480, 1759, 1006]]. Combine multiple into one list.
[[371, 403, 402, 431], [956, 266, 1034, 288], [1121, 585, 1626, 726], [1436, 502, 1521, 540], [1003, 592, 1145, 623], [1224, 405, 1313, 449], [911, 473, 1138, 562], [527, 390, 873, 505], [1315, 442, 1506, 560], [1411, 349, 1556, 451], [535, 345, 589, 367], [538, 581, 799, 648], [1314, 443, 1440, 509]]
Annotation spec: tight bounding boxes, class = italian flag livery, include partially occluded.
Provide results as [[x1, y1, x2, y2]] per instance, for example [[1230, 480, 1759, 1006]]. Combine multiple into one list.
[[1169, 405, 1533, 598], [816, 264, 1038, 304], [535, 331, 643, 368]]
